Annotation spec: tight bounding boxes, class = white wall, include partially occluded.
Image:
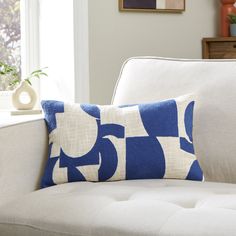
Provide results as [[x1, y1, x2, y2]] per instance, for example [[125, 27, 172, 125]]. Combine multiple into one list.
[[88, 0, 219, 104]]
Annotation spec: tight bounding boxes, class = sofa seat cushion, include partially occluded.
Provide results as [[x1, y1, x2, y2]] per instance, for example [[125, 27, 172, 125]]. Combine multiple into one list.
[[1, 180, 236, 236]]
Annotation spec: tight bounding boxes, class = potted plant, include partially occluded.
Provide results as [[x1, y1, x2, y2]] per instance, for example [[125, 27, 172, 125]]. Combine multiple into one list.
[[220, 0, 236, 37], [0, 62, 47, 110], [228, 13, 236, 36], [11, 68, 48, 110]]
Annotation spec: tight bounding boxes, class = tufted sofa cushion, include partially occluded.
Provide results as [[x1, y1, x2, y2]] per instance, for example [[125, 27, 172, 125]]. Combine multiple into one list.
[[1, 180, 236, 236]]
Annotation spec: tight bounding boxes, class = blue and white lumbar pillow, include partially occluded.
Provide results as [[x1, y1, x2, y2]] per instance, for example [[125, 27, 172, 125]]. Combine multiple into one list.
[[41, 95, 203, 188]]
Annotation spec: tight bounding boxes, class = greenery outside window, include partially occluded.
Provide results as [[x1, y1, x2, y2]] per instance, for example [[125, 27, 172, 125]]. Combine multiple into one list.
[[0, 0, 21, 91]]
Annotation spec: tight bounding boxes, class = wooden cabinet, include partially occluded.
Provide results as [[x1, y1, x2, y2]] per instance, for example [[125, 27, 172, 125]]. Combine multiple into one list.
[[202, 37, 236, 59]]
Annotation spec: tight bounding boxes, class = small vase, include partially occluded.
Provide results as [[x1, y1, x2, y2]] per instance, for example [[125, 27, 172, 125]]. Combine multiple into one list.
[[12, 81, 37, 110], [230, 24, 236, 36]]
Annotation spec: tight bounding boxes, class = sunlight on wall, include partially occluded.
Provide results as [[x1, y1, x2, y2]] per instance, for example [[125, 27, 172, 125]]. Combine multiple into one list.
[[40, 0, 75, 102]]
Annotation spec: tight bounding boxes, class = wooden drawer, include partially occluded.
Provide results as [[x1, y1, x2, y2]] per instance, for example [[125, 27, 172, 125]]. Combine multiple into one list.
[[202, 37, 236, 59]]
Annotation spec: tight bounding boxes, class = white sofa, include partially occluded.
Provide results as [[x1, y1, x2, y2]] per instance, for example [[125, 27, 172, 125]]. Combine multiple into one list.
[[1, 57, 236, 236]]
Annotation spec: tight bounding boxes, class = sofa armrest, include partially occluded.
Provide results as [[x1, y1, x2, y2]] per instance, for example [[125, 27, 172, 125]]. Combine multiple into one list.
[[0, 119, 48, 206]]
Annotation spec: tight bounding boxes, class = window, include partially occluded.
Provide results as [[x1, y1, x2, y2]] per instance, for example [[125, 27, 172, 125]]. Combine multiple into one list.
[[0, 0, 40, 93], [0, 0, 39, 110], [0, 0, 21, 91], [39, 0, 75, 102], [39, 0, 89, 103], [0, 0, 89, 110]]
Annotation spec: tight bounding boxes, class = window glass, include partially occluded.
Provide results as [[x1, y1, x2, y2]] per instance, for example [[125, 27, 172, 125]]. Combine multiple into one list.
[[40, 0, 74, 101], [0, 0, 21, 91]]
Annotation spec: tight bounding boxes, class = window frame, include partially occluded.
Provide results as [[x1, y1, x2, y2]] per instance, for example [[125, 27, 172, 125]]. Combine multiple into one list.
[[73, 0, 90, 103], [21, 0, 40, 93]]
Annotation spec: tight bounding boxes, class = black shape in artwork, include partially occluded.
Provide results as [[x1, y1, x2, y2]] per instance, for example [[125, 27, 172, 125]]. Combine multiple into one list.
[[123, 0, 156, 9]]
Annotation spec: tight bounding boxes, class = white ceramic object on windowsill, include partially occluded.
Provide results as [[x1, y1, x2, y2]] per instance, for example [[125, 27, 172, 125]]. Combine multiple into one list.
[[12, 81, 37, 110]]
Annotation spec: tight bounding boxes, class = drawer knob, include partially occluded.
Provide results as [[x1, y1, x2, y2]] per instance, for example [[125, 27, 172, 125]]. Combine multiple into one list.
[[233, 45, 236, 48]]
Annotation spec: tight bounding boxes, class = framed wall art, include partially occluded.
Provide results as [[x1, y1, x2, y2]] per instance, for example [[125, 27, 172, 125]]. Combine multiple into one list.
[[119, 0, 185, 13]]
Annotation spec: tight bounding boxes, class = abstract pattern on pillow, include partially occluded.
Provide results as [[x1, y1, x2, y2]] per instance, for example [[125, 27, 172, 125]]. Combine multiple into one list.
[[41, 95, 203, 188]]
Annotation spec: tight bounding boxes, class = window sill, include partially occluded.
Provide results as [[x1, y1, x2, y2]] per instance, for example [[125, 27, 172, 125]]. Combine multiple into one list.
[[0, 111, 44, 129]]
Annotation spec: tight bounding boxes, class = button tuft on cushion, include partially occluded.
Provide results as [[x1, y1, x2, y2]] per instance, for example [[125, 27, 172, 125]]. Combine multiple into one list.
[[196, 194, 236, 210], [129, 187, 215, 208]]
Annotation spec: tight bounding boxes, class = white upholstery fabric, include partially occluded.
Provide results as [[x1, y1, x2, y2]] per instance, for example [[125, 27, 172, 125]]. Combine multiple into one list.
[[1, 180, 236, 236], [0, 119, 48, 206], [112, 57, 236, 183], [2, 58, 236, 236]]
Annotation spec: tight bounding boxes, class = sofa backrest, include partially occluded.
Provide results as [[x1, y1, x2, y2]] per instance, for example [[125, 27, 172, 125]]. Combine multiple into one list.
[[112, 57, 236, 184]]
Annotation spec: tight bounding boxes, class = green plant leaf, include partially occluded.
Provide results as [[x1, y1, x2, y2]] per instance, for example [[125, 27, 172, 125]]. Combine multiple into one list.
[[228, 14, 236, 24], [9, 79, 20, 86], [39, 72, 48, 77], [25, 78, 32, 85], [31, 69, 42, 74]]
